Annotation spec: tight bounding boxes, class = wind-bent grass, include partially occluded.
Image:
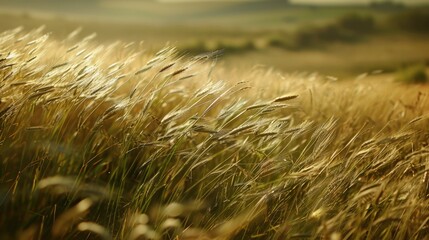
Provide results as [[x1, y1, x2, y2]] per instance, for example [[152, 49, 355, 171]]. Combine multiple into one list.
[[0, 27, 428, 240]]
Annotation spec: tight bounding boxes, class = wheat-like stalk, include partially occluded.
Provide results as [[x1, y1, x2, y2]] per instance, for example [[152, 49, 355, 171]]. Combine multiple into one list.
[[1, 28, 429, 240]]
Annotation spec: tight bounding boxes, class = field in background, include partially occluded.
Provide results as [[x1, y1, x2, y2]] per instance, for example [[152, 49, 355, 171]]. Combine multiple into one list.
[[0, 1, 386, 28], [1, 1, 428, 77]]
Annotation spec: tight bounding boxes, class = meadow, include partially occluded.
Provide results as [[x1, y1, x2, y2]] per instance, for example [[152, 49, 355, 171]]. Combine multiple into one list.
[[1, 1, 429, 240], [1, 3, 428, 77], [1, 25, 429, 239]]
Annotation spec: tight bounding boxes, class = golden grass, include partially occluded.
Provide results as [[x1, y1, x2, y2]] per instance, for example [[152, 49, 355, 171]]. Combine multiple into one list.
[[1, 27, 429, 240]]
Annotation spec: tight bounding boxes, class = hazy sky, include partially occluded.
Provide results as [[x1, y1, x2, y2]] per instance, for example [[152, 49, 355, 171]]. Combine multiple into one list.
[[292, 0, 429, 4], [160, 0, 429, 4]]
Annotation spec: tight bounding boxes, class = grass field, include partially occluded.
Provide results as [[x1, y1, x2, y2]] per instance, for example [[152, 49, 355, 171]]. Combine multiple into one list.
[[1, 25, 429, 240], [0, 8, 429, 78], [1, 2, 429, 240]]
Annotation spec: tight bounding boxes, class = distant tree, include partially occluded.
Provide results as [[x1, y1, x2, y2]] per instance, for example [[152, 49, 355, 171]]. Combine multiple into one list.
[[270, 0, 290, 2], [369, 0, 404, 9]]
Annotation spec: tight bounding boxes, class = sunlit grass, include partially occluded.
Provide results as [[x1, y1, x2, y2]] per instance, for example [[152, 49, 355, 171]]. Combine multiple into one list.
[[0, 27, 429, 239]]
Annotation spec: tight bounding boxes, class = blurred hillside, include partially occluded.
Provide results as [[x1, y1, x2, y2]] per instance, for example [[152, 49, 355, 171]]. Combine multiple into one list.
[[0, 0, 397, 28], [0, 0, 428, 77]]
